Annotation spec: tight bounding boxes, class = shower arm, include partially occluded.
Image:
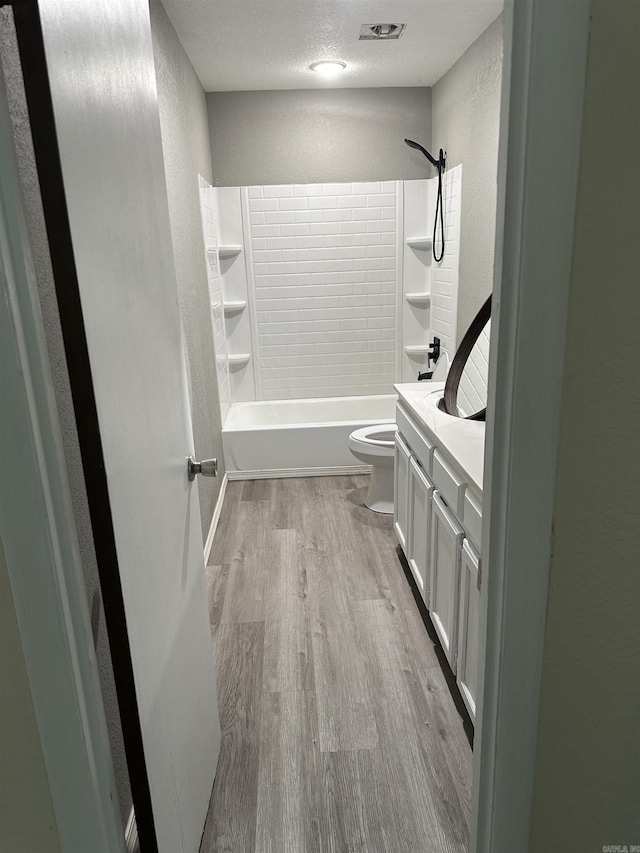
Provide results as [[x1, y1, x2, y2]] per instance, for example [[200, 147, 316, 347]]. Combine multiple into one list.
[[404, 138, 446, 170]]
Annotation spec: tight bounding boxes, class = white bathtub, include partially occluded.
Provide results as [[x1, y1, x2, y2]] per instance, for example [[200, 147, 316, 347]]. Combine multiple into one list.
[[222, 394, 397, 478]]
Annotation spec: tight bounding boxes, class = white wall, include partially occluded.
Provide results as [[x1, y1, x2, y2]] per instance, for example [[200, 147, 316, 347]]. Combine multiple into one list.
[[432, 16, 503, 342], [246, 181, 398, 399], [528, 1, 640, 848], [207, 87, 432, 186]]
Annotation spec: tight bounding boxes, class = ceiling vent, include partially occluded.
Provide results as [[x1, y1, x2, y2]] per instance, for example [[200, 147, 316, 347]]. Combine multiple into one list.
[[359, 23, 406, 41]]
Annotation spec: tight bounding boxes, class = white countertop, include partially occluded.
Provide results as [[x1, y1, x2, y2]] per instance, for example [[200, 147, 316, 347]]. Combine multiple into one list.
[[394, 382, 486, 494]]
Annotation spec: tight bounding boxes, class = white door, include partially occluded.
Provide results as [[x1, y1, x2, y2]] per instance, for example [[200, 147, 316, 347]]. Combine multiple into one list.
[[429, 491, 464, 672], [35, 1, 220, 850], [394, 432, 412, 551], [457, 539, 481, 722], [408, 456, 435, 604]]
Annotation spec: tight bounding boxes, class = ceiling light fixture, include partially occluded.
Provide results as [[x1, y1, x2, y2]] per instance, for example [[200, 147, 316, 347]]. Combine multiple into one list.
[[309, 60, 346, 78]]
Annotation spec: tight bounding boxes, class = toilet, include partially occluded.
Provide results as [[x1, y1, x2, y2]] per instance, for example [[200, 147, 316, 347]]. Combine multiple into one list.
[[348, 425, 396, 514]]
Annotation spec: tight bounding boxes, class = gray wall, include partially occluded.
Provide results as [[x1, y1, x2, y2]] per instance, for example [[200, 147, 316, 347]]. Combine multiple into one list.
[[207, 87, 432, 186], [150, 0, 225, 542], [529, 1, 640, 848], [0, 8, 132, 823], [432, 16, 503, 342], [0, 534, 62, 853]]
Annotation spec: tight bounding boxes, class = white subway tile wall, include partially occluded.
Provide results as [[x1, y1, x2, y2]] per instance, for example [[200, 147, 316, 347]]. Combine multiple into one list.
[[457, 318, 491, 417], [199, 177, 231, 421], [430, 165, 462, 358], [248, 182, 397, 400]]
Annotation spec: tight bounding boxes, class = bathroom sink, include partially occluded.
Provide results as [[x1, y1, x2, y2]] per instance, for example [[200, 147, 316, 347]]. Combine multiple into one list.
[[423, 390, 459, 417]]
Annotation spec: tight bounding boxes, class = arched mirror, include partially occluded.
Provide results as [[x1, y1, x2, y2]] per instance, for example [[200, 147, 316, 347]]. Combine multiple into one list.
[[441, 295, 491, 420]]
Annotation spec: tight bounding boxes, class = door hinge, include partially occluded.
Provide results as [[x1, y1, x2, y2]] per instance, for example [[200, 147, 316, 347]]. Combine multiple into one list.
[[477, 557, 482, 592]]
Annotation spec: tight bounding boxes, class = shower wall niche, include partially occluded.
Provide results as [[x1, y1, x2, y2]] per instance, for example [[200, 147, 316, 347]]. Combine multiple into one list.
[[198, 171, 461, 416]]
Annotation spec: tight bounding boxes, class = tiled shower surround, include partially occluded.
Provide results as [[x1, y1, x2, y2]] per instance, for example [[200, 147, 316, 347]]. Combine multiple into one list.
[[431, 166, 462, 358], [199, 173, 462, 417], [247, 182, 398, 400]]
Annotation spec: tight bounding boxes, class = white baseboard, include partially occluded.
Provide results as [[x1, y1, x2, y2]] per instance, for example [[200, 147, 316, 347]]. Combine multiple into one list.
[[203, 472, 228, 566], [226, 464, 372, 481], [125, 807, 138, 853]]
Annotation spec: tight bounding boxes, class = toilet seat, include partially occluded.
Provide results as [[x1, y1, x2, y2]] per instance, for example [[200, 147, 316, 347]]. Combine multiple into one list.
[[348, 425, 396, 457]]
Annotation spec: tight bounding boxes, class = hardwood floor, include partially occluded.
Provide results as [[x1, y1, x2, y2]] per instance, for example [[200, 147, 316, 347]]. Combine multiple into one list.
[[201, 475, 472, 853]]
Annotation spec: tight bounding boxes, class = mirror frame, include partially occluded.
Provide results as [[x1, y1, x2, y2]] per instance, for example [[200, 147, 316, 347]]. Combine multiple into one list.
[[443, 294, 492, 421]]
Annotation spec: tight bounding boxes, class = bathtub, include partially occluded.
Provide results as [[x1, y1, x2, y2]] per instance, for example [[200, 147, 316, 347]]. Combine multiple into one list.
[[222, 394, 397, 478]]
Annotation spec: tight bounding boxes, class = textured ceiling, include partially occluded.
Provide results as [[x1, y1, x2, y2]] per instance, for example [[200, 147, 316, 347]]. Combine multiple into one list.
[[161, 0, 503, 92]]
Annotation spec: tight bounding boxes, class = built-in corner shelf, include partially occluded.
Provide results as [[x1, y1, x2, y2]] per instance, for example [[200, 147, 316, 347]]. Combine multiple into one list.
[[405, 292, 431, 305], [227, 353, 251, 367], [406, 237, 432, 250], [404, 345, 430, 358], [218, 245, 243, 259], [223, 300, 247, 316]]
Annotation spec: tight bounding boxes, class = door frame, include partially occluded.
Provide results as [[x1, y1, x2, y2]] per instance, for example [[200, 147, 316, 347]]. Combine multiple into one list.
[[0, 50, 125, 853], [472, 1, 592, 850]]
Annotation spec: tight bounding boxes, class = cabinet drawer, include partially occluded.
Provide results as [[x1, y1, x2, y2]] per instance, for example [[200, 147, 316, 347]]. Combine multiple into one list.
[[463, 490, 482, 549], [396, 403, 434, 473], [432, 449, 465, 515]]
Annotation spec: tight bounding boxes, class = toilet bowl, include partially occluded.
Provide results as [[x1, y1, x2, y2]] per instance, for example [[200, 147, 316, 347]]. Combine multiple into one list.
[[348, 424, 396, 514]]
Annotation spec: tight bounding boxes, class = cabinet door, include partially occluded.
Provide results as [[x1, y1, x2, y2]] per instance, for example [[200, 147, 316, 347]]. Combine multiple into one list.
[[457, 539, 481, 723], [408, 456, 435, 604], [394, 432, 412, 553], [429, 491, 464, 673]]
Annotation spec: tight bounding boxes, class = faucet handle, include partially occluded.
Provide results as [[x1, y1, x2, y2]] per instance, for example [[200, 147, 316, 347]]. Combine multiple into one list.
[[428, 337, 441, 367]]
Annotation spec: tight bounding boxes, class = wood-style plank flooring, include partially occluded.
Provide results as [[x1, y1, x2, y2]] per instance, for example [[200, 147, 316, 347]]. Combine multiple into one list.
[[201, 475, 472, 853]]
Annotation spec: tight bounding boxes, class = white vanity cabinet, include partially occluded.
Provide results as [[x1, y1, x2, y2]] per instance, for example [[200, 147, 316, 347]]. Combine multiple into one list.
[[429, 492, 464, 671], [393, 391, 484, 724], [457, 539, 481, 721]]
